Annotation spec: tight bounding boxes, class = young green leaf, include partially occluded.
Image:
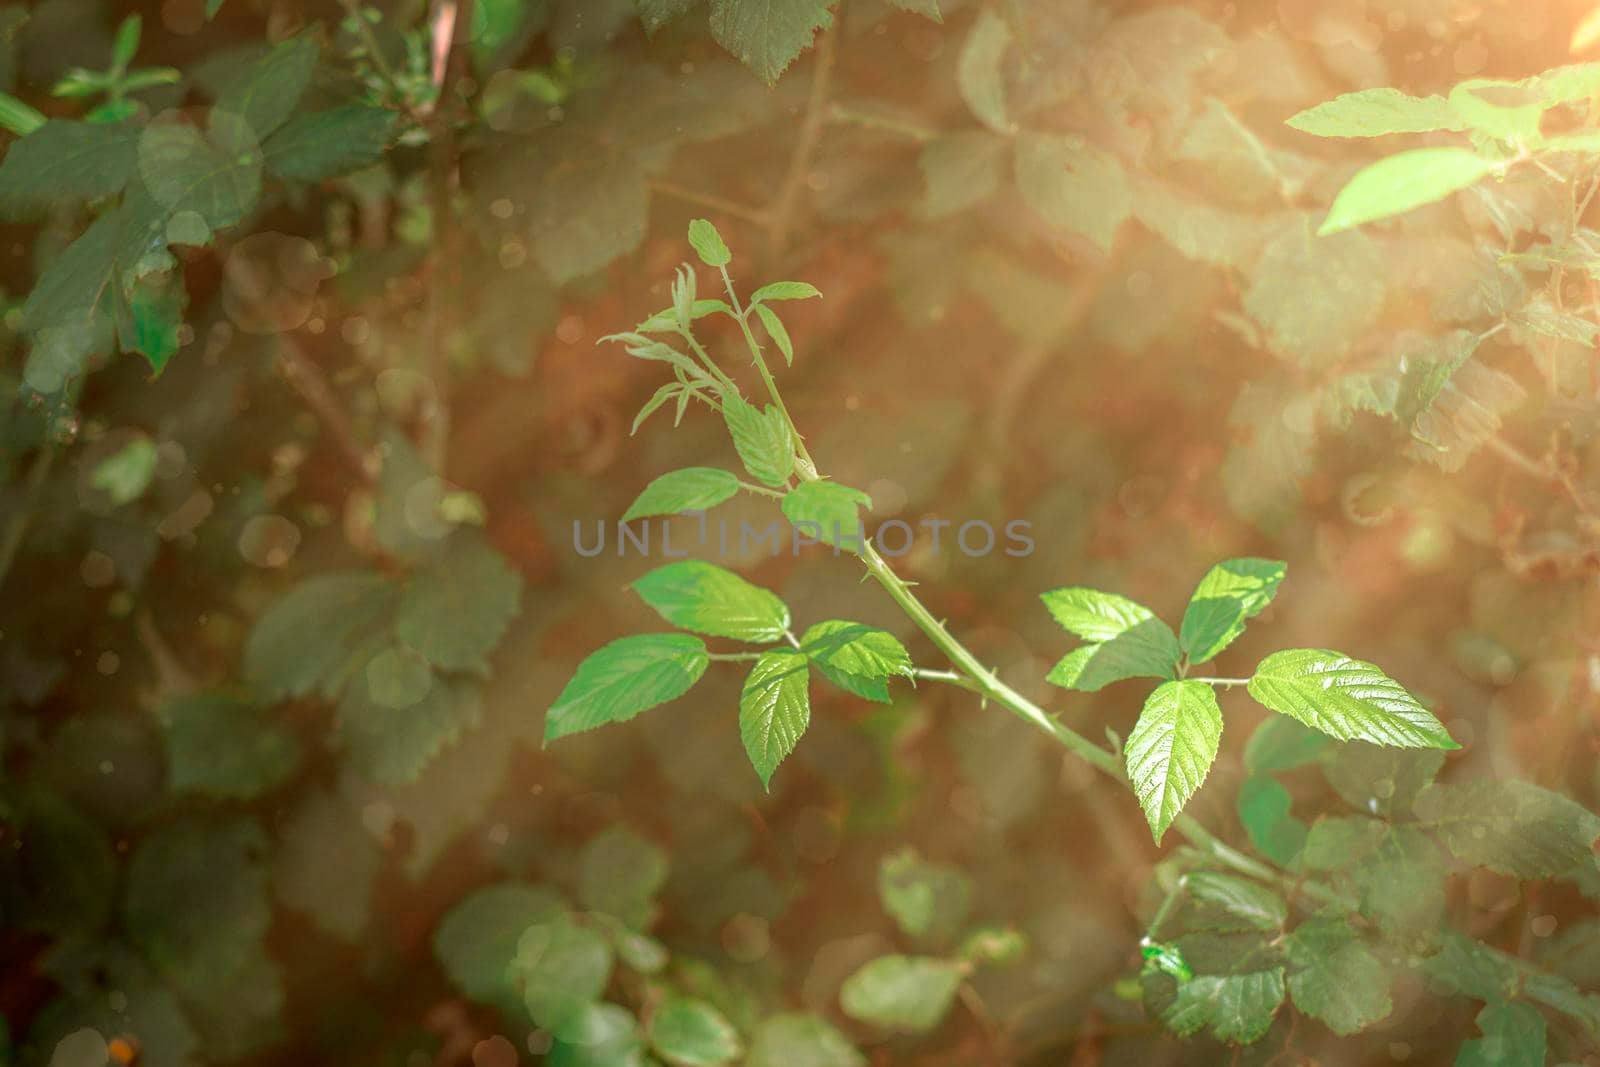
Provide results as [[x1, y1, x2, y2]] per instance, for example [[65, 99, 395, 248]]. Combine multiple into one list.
[[511, 917, 615, 1037], [750, 281, 821, 303], [545, 634, 709, 742], [1413, 779, 1600, 878], [1455, 1001, 1546, 1067], [782, 481, 873, 553], [747, 1014, 864, 1067], [1178, 558, 1286, 665], [1317, 148, 1497, 235], [687, 218, 731, 268], [395, 535, 523, 672], [956, 8, 1011, 132], [1040, 588, 1180, 691], [649, 997, 741, 1067], [723, 397, 795, 487], [633, 383, 681, 435], [1284, 921, 1392, 1035], [1125, 680, 1224, 843], [0, 91, 46, 136], [1285, 88, 1465, 138], [754, 304, 794, 365], [1246, 650, 1457, 748], [800, 620, 913, 679], [111, 15, 142, 72], [708, 0, 833, 85], [624, 468, 742, 521], [839, 955, 963, 1033], [632, 561, 790, 643], [1162, 969, 1286, 1045], [739, 650, 811, 788]]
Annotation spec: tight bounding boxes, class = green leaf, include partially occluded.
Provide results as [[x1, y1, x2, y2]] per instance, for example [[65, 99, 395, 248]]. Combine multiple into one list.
[[800, 620, 912, 678], [708, 0, 832, 85], [624, 468, 742, 521], [1246, 649, 1457, 748], [878, 847, 973, 942], [434, 882, 567, 1013], [1185, 872, 1288, 932], [632, 560, 790, 643], [511, 916, 615, 1036], [754, 303, 794, 365], [750, 281, 821, 303], [137, 119, 261, 229], [1242, 715, 1329, 774], [1125, 680, 1224, 843], [0, 91, 46, 136], [918, 130, 1006, 218], [839, 955, 963, 1033], [687, 218, 731, 267], [244, 571, 396, 700], [262, 105, 397, 181], [723, 397, 795, 487], [1323, 743, 1443, 818], [1284, 921, 1392, 1035], [117, 264, 185, 373], [1318, 148, 1497, 235], [956, 9, 1010, 132], [1414, 779, 1600, 878], [1302, 815, 1387, 871], [91, 435, 158, 504], [812, 661, 891, 703], [649, 997, 741, 1066], [739, 650, 811, 788], [1236, 775, 1308, 867], [111, 14, 142, 71], [1419, 932, 1520, 1002], [215, 34, 319, 140], [1455, 1001, 1546, 1067], [578, 826, 669, 925], [125, 817, 272, 995], [158, 691, 299, 801], [1162, 969, 1285, 1045], [338, 669, 481, 785], [549, 1003, 648, 1067], [0, 792, 117, 938], [546, 634, 709, 742], [887, 0, 940, 21], [1243, 222, 1386, 366], [782, 480, 873, 553], [1015, 133, 1131, 253], [1178, 558, 1286, 665], [1040, 588, 1180, 691], [395, 535, 523, 672], [747, 1014, 864, 1067], [1286, 88, 1465, 137], [636, 0, 700, 36], [0, 120, 139, 221], [1448, 79, 1544, 142]]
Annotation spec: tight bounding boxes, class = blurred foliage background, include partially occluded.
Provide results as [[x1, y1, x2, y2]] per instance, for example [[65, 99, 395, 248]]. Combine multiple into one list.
[[2, 0, 1600, 1064]]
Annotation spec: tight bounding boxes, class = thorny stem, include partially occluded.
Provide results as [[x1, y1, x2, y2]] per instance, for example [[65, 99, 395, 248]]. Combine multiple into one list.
[[1187, 677, 1251, 688]]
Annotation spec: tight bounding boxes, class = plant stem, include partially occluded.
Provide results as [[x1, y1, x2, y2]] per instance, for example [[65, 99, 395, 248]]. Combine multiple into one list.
[[717, 265, 819, 478], [708, 651, 765, 663], [1188, 677, 1251, 688], [738, 480, 786, 500]]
